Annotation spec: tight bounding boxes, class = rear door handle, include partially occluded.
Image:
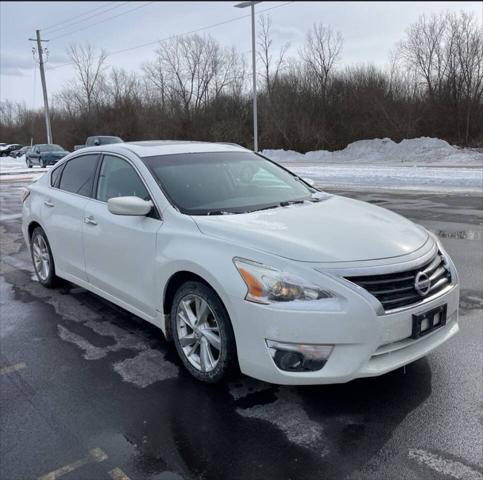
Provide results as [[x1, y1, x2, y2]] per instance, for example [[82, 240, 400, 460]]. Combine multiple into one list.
[[84, 215, 98, 226], [44, 200, 54, 207]]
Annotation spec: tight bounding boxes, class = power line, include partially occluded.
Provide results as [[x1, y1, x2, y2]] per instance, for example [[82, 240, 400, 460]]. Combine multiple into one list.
[[48, 1, 293, 71], [50, 2, 154, 41], [45, 2, 132, 36], [42, 2, 125, 33]]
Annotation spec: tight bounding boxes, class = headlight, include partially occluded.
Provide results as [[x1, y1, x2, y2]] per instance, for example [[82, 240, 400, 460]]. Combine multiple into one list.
[[234, 257, 334, 304], [427, 229, 459, 283]]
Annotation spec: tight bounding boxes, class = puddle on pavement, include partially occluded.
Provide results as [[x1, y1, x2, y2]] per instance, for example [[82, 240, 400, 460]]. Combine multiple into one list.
[[433, 229, 482, 241], [459, 290, 483, 311]]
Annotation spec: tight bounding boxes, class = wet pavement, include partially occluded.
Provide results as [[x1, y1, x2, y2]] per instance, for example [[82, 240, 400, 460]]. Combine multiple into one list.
[[1, 181, 482, 480]]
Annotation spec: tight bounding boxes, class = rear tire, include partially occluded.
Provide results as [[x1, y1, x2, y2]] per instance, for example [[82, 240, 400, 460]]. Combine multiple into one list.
[[170, 281, 238, 383], [30, 227, 58, 288]]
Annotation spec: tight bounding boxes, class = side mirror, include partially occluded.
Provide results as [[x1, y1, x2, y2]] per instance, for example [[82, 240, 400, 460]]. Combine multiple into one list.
[[303, 177, 315, 187], [108, 196, 153, 216], [94, 139, 100, 146], [35, 148, 40, 154]]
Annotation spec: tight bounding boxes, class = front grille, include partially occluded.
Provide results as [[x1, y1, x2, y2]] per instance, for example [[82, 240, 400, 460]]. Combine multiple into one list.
[[346, 251, 452, 312]]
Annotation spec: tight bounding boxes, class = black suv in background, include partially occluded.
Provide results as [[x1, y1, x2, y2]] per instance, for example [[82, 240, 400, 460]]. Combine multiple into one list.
[[1, 144, 23, 157], [74, 135, 123, 150]]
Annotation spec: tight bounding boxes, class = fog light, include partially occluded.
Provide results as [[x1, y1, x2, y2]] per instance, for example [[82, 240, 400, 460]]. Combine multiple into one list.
[[266, 340, 333, 372], [274, 350, 304, 371]]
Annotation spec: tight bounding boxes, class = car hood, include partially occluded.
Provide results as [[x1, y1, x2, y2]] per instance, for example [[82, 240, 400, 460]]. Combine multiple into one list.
[[193, 195, 429, 262]]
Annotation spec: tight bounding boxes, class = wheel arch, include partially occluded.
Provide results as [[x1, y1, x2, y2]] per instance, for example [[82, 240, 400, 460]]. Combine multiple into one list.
[[162, 270, 233, 343], [27, 220, 43, 239]]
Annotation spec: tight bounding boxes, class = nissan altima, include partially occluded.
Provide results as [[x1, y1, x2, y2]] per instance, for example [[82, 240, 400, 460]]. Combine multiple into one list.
[[22, 141, 459, 384]]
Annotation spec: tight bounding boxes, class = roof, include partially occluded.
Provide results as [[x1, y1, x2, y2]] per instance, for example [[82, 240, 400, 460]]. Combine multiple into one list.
[[85, 140, 249, 157]]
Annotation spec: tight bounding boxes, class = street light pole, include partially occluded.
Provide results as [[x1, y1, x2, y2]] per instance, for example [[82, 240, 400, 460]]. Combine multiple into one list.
[[250, 2, 258, 152], [235, 1, 261, 152]]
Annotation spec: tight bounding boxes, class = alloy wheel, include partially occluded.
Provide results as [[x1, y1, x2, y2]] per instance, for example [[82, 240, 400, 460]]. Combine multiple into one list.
[[32, 234, 50, 281], [176, 294, 221, 373]]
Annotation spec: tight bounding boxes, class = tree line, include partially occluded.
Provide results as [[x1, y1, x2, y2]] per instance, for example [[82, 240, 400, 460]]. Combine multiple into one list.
[[1, 11, 482, 151]]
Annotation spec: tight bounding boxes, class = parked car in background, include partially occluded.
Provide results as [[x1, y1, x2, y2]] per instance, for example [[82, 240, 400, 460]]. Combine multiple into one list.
[[13, 146, 31, 158], [1, 144, 23, 157], [74, 136, 123, 150], [21, 141, 459, 385], [0, 143, 10, 155], [26, 144, 70, 168]]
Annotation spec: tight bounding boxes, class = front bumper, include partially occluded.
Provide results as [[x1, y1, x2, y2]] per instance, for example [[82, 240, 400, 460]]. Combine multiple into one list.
[[230, 283, 459, 385]]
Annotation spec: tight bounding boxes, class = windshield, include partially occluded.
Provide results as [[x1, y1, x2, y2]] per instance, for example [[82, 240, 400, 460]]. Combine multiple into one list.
[[38, 144, 63, 152], [100, 136, 122, 144], [89, 136, 122, 145], [143, 151, 315, 215]]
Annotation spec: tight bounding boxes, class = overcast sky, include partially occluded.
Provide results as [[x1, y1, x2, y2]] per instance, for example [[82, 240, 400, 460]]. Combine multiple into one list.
[[1, 1, 481, 108]]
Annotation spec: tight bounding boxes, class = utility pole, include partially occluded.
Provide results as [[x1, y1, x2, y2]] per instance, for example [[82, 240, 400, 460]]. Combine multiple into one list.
[[29, 30, 53, 144]]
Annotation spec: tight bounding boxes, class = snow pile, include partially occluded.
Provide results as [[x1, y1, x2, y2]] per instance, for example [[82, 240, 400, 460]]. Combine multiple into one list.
[[261, 149, 306, 162], [263, 137, 483, 166], [0, 155, 48, 180], [0, 155, 27, 173]]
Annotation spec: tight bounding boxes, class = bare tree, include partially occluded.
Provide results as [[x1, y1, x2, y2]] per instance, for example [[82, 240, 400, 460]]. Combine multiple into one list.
[[106, 68, 139, 105], [142, 57, 167, 109], [144, 34, 243, 120], [398, 11, 483, 143], [447, 12, 483, 143], [67, 43, 108, 112], [301, 22, 343, 95], [257, 14, 289, 94], [398, 14, 448, 102]]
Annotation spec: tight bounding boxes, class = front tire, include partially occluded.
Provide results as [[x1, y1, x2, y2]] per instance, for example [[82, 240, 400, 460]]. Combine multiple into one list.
[[30, 227, 58, 288], [26, 158, 32, 168], [170, 281, 238, 383], [40, 157, 46, 168]]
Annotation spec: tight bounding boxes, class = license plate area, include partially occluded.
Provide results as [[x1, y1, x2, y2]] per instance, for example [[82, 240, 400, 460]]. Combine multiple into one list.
[[412, 304, 447, 339]]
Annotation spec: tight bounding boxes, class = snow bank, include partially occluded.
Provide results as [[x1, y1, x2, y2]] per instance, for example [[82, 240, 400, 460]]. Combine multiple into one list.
[[0, 155, 28, 173], [262, 137, 483, 166], [0, 155, 48, 176], [290, 164, 483, 193]]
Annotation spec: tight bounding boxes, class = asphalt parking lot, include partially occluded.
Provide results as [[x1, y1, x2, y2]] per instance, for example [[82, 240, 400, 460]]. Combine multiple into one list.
[[1, 179, 482, 480]]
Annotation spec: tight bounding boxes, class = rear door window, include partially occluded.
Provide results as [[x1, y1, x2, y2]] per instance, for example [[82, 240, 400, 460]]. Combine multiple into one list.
[[59, 154, 99, 197], [50, 165, 64, 187]]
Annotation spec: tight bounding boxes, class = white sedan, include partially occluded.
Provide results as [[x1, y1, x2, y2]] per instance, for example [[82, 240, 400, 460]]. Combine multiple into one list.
[[22, 141, 459, 384]]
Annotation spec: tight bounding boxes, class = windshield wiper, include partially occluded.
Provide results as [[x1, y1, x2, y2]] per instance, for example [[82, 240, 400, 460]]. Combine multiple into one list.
[[205, 210, 234, 216], [279, 199, 305, 207], [248, 200, 306, 213], [205, 209, 253, 215]]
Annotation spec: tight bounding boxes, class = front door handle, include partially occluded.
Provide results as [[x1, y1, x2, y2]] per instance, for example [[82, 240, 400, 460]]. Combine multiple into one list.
[[44, 200, 54, 207], [84, 215, 98, 226]]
